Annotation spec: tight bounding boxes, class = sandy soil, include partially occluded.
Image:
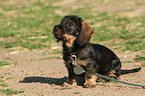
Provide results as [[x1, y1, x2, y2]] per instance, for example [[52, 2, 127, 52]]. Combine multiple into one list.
[[0, 48, 145, 96]]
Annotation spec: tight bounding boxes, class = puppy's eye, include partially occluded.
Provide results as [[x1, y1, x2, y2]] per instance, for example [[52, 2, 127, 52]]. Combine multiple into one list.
[[69, 23, 73, 26]]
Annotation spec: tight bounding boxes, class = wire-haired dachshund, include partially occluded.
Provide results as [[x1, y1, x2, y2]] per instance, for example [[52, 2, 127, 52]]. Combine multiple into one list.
[[52, 15, 141, 88]]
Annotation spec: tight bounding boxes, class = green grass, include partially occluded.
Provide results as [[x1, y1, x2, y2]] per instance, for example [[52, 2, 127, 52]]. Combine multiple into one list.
[[32, 56, 62, 61], [0, 0, 144, 52], [6, 77, 14, 80], [134, 55, 145, 62], [39, 56, 62, 60], [0, 83, 9, 87], [0, 61, 11, 67], [141, 62, 145, 67], [0, 0, 60, 50], [0, 80, 5, 83], [0, 76, 9, 87], [0, 76, 24, 95], [122, 61, 134, 63], [0, 89, 24, 95]]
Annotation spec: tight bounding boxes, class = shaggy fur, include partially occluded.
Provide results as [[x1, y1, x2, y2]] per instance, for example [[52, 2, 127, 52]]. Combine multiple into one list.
[[52, 15, 141, 88]]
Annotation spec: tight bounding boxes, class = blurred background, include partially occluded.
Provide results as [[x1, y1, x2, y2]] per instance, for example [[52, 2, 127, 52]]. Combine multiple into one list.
[[0, 0, 145, 51]]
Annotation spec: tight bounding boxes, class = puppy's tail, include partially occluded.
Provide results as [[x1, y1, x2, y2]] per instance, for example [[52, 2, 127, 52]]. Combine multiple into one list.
[[120, 67, 141, 75]]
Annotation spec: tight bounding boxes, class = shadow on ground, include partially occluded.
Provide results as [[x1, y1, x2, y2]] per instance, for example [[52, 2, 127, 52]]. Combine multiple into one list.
[[19, 76, 85, 86], [19, 76, 67, 85]]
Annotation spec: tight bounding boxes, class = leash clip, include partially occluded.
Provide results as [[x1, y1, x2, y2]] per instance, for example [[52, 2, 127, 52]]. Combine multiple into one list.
[[71, 54, 86, 74], [71, 54, 78, 66]]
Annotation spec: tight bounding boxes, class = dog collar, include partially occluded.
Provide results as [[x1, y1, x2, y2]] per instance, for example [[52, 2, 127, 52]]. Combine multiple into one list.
[[71, 54, 86, 75]]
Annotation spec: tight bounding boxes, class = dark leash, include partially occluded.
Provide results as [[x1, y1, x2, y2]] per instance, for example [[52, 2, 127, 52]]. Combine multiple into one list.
[[71, 54, 145, 89]]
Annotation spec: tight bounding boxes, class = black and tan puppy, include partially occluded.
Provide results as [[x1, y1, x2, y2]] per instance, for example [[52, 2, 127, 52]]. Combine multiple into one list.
[[52, 15, 141, 88]]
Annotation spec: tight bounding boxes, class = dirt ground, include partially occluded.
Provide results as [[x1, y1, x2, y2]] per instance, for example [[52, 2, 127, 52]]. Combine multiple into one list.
[[0, 48, 145, 96]]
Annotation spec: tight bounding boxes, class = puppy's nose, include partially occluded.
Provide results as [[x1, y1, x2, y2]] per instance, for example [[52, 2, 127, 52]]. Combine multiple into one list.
[[53, 26, 60, 32]]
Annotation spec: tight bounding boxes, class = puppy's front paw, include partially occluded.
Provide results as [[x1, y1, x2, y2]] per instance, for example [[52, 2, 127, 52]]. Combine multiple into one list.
[[84, 74, 97, 88], [83, 81, 96, 88], [62, 80, 77, 88]]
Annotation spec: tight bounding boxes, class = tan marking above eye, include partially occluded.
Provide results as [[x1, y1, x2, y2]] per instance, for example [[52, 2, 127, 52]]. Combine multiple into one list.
[[68, 20, 73, 23], [68, 20, 74, 27]]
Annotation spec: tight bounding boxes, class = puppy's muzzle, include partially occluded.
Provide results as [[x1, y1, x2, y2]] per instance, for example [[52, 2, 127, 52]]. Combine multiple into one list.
[[53, 25, 63, 35], [53, 25, 60, 33], [52, 25, 64, 42]]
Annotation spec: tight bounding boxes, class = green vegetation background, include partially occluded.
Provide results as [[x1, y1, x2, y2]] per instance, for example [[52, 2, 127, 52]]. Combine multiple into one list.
[[0, 0, 144, 51]]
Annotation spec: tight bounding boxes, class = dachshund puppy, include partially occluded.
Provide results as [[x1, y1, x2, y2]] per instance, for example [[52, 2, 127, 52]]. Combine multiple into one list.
[[52, 15, 141, 88]]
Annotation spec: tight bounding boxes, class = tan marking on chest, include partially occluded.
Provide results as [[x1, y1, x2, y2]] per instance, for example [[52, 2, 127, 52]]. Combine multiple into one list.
[[78, 59, 87, 66], [63, 34, 76, 47]]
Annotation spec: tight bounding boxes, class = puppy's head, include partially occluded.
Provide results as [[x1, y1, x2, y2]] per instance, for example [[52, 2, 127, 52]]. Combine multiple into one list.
[[52, 15, 94, 46]]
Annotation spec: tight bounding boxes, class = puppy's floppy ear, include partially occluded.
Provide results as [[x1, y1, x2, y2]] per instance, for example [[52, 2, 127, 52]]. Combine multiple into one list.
[[77, 21, 94, 46]]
